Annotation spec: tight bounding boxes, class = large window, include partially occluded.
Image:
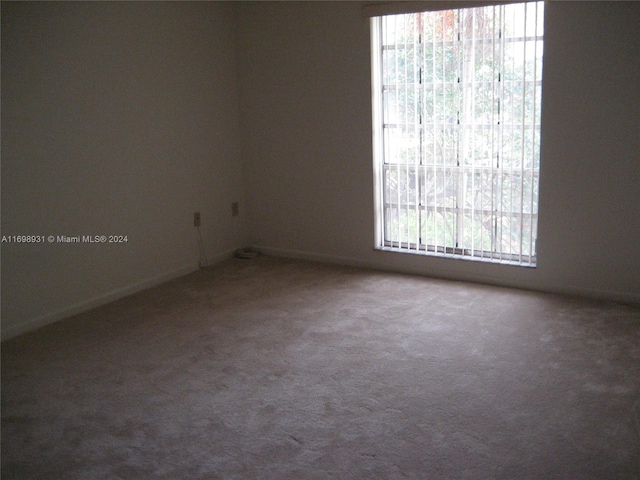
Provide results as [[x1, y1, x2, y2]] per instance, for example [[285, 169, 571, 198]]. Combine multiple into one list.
[[371, 1, 544, 265]]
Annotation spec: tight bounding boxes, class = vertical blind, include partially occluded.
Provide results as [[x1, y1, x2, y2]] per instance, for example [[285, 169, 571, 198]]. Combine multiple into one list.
[[372, 1, 544, 265]]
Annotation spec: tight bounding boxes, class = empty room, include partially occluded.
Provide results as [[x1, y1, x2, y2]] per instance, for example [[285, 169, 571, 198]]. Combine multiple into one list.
[[1, 1, 639, 478]]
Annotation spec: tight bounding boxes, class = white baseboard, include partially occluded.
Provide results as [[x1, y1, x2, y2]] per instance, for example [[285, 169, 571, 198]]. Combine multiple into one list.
[[2, 249, 237, 341], [254, 245, 640, 306], [197, 248, 238, 268], [5, 246, 637, 342], [254, 245, 381, 271]]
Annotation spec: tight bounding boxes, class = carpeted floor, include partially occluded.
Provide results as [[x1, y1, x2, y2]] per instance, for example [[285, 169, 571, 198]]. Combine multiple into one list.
[[2, 255, 640, 479]]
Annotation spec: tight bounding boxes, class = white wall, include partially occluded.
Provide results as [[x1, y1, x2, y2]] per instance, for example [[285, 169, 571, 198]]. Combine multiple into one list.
[[1, 2, 247, 339], [237, 1, 640, 303], [237, 1, 374, 261], [2, 1, 638, 340]]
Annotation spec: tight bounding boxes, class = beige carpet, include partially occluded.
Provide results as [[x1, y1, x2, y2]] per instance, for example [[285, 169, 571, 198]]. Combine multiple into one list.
[[2, 255, 640, 479]]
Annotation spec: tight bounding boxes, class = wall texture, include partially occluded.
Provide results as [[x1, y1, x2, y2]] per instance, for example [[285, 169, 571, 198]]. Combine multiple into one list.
[[237, 1, 640, 303], [1, 2, 247, 338]]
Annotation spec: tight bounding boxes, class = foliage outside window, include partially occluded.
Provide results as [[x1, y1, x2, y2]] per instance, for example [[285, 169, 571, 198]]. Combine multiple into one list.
[[372, 2, 544, 265]]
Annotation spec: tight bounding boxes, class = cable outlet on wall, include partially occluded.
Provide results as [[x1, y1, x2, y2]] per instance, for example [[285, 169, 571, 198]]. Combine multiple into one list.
[[231, 202, 239, 217], [194, 211, 201, 227]]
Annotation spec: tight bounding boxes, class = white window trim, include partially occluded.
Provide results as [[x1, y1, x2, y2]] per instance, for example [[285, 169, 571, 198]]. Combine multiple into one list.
[[370, 2, 543, 267]]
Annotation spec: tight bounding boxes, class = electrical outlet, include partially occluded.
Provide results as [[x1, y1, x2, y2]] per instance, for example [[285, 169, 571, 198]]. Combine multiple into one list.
[[231, 202, 239, 217], [194, 212, 201, 227]]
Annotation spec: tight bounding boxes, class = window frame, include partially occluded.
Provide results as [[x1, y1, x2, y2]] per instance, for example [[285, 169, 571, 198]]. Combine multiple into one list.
[[370, 1, 544, 266]]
